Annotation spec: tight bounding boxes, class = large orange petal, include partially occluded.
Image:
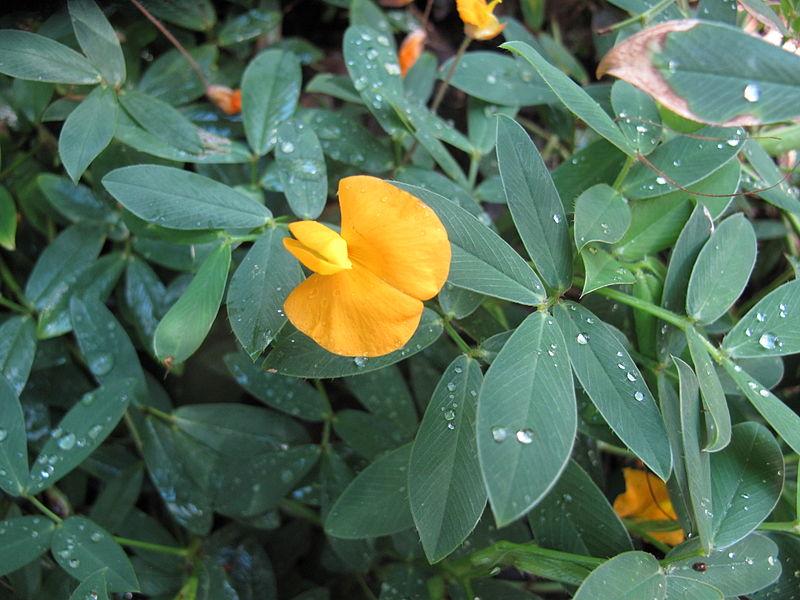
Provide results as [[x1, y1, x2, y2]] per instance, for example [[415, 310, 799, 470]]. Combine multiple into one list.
[[613, 468, 659, 518], [338, 176, 450, 301], [283, 264, 424, 357]]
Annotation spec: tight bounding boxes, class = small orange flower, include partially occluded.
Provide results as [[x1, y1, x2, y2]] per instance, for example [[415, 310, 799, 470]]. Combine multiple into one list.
[[399, 29, 427, 77], [282, 176, 451, 357], [206, 85, 242, 115], [456, 0, 506, 40], [613, 468, 685, 547]]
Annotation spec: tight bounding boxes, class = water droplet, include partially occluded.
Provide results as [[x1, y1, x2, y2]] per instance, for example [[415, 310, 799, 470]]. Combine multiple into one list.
[[634, 391, 645, 402], [88, 353, 113, 376], [280, 141, 295, 153], [636, 125, 648, 133], [486, 74, 497, 84], [727, 138, 740, 147], [454, 366, 463, 374], [353, 356, 368, 368], [443, 409, 456, 421], [446, 423, 455, 430], [728, 552, 736, 558], [39, 465, 54, 479], [759, 388, 770, 397], [758, 333, 779, 350], [745, 327, 752, 337], [383, 62, 400, 75], [673, 159, 681, 167], [743, 84, 760, 102], [576, 333, 590, 345], [516, 428, 534, 444], [87, 424, 103, 440], [627, 372, 637, 382], [491, 426, 508, 443], [446, 382, 456, 392], [90, 532, 102, 542], [57, 433, 77, 450], [552, 214, 562, 224], [656, 176, 667, 185], [0, 429, 7, 442], [68, 558, 80, 568], [756, 312, 766, 322]]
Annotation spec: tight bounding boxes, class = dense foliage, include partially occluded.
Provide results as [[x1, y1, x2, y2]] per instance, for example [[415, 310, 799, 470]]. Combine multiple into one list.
[[0, 0, 799, 599]]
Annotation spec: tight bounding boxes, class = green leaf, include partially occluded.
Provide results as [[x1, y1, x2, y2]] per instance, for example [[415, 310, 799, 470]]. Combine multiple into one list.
[[138, 0, 215, 31], [621, 126, 743, 200], [393, 182, 545, 305], [26, 379, 136, 495], [438, 283, 483, 320], [529, 460, 632, 558], [0, 376, 28, 496], [24, 222, 106, 312], [140, 418, 212, 535], [333, 410, 410, 460], [742, 140, 800, 215], [447, 52, 554, 106], [722, 280, 800, 358], [325, 444, 414, 539], [224, 352, 330, 421], [611, 81, 661, 156], [615, 195, 692, 260], [750, 532, 800, 600], [0, 30, 101, 84], [242, 49, 301, 155], [722, 358, 800, 455], [502, 41, 634, 156], [664, 576, 723, 600], [552, 139, 626, 210], [119, 90, 203, 154], [89, 464, 144, 533], [554, 302, 672, 479], [496, 117, 572, 290], [276, 119, 327, 219], [67, 569, 110, 600], [154, 243, 231, 364], [173, 403, 308, 456], [59, 85, 117, 183], [409, 356, 486, 562], [68, 0, 125, 86], [347, 365, 417, 435], [218, 6, 280, 46], [574, 184, 631, 251], [262, 308, 442, 378], [674, 357, 712, 553], [685, 328, 731, 452], [37, 174, 112, 223], [0, 315, 37, 396], [0, 516, 56, 577], [665, 533, 781, 596], [478, 311, 576, 526], [227, 228, 302, 359], [51, 516, 138, 592], [70, 296, 145, 387], [0, 184, 16, 249], [573, 551, 666, 600], [123, 256, 167, 349], [103, 165, 271, 230], [580, 246, 637, 295], [686, 214, 756, 324], [139, 45, 217, 105], [710, 423, 783, 549]]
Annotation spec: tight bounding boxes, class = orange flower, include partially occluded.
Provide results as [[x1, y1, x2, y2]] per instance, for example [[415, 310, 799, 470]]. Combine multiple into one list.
[[282, 176, 451, 357], [399, 29, 427, 77], [206, 85, 242, 115], [456, 0, 506, 40], [613, 468, 685, 547]]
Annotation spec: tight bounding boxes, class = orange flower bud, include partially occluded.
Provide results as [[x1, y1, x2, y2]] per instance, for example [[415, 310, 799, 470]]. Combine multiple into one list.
[[456, 0, 506, 41], [206, 85, 242, 115], [399, 28, 427, 77], [613, 468, 685, 547]]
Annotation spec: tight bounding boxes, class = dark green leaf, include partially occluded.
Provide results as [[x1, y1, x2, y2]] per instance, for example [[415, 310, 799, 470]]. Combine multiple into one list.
[[611, 81, 661, 156], [710, 423, 783, 548], [227, 228, 302, 359], [104, 165, 271, 230], [529, 460, 632, 558], [224, 352, 330, 421], [722, 280, 800, 358], [123, 256, 167, 349], [325, 444, 414, 539], [276, 119, 327, 219], [410, 356, 486, 562], [686, 214, 756, 324], [88, 464, 144, 533], [664, 576, 723, 600], [478, 311, 576, 526], [393, 182, 545, 305], [554, 302, 672, 479], [0, 184, 15, 249], [218, 6, 280, 46], [26, 379, 136, 494], [580, 246, 637, 295], [552, 140, 626, 210], [333, 410, 410, 459], [665, 533, 780, 596], [0, 30, 101, 84], [0, 316, 37, 396], [68, 0, 125, 85], [37, 174, 112, 223], [685, 328, 730, 452], [154, 243, 231, 364], [615, 195, 692, 260], [0, 516, 56, 577], [347, 365, 417, 436], [119, 90, 202, 154], [139, 45, 217, 105], [0, 376, 29, 496], [263, 308, 442, 378], [742, 140, 800, 215], [59, 86, 117, 182], [497, 117, 572, 290], [750, 532, 800, 600], [138, 0, 215, 31], [242, 49, 301, 155], [51, 516, 138, 592], [573, 551, 666, 600], [67, 569, 109, 600], [574, 184, 630, 251], [448, 52, 554, 106]]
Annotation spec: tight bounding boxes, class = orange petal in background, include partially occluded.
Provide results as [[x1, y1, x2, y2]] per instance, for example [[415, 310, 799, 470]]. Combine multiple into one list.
[[207, 85, 242, 114], [339, 176, 451, 302], [399, 29, 427, 77], [283, 266, 424, 357], [613, 468, 685, 546]]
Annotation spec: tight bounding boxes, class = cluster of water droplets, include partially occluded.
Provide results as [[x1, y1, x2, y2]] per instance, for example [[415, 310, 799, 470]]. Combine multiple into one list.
[[742, 304, 787, 351]]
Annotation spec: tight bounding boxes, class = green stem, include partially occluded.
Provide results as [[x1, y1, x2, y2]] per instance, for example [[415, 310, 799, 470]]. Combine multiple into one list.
[[0, 295, 28, 313], [758, 521, 800, 534], [124, 412, 143, 452], [0, 139, 45, 182], [26, 495, 63, 524], [593, 286, 688, 331], [597, 0, 677, 34], [430, 36, 471, 114], [612, 155, 635, 190], [467, 153, 480, 189], [443, 320, 472, 355], [596, 441, 638, 458], [356, 574, 379, 600], [0, 255, 27, 306], [659, 547, 704, 566], [113, 536, 191, 556], [141, 404, 175, 424], [278, 498, 323, 526]]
